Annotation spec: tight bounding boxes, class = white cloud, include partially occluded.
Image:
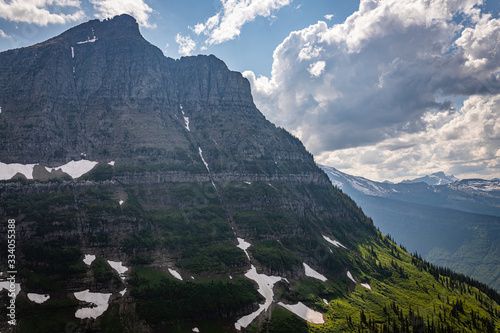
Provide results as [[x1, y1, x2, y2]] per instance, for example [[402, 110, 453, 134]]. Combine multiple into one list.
[[90, 0, 155, 28], [324, 14, 334, 20], [317, 95, 500, 181], [308, 61, 326, 77], [0, 0, 85, 26], [175, 33, 196, 56], [195, 0, 291, 45], [0, 30, 11, 39], [245, 0, 500, 181]]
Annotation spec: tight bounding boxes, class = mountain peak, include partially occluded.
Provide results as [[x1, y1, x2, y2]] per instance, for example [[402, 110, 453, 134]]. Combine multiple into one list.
[[402, 171, 459, 186], [52, 14, 143, 46]]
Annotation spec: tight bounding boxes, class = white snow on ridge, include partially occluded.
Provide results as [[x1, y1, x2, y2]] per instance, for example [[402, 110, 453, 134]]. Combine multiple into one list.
[[74, 289, 111, 319], [77, 36, 98, 44], [330, 179, 344, 189], [278, 302, 325, 325], [198, 147, 210, 172], [168, 268, 183, 281], [45, 160, 98, 179], [361, 283, 372, 290], [303, 263, 327, 282], [347, 271, 372, 290], [28, 293, 50, 304], [347, 271, 356, 283], [181, 109, 190, 131], [323, 235, 347, 249], [83, 254, 96, 266], [0, 162, 36, 180], [107, 260, 128, 280]]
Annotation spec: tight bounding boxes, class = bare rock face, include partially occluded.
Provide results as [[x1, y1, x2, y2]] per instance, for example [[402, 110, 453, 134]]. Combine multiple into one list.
[[0, 14, 312, 177]]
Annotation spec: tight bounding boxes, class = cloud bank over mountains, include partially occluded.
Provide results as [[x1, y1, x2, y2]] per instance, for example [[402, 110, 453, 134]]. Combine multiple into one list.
[[243, 0, 500, 181]]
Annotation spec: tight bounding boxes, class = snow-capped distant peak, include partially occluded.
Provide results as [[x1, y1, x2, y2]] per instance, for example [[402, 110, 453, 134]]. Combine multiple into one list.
[[402, 172, 459, 186]]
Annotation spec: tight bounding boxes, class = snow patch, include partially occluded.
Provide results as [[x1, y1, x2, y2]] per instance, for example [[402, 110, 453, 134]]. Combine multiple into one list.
[[323, 235, 347, 249], [74, 290, 111, 319], [119, 288, 127, 296], [0, 162, 36, 180], [0, 281, 21, 297], [330, 179, 344, 189], [277, 302, 325, 324], [46, 160, 98, 179], [77, 36, 98, 44], [119, 200, 124, 206], [168, 268, 183, 281], [303, 263, 327, 282], [347, 271, 356, 283], [244, 181, 252, 185], [83, 254, 96, 266], [361, 283, 372, 290], [198, 147, 210, 172], [71, 46, 74, 58], [108, 161, 115, 166], [28, 293, 50, 304], [323, 298, 329, 305], [236, 238, 251, 260], [192, 328, 200, 332], [107, 260, 128, 280]]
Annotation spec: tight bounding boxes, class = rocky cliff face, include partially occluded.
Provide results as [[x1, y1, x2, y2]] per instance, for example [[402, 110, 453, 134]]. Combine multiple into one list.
[[0, 14, 313, 177]]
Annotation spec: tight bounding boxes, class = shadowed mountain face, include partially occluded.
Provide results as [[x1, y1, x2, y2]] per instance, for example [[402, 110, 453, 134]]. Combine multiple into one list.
[[0, 15, 499, 333]]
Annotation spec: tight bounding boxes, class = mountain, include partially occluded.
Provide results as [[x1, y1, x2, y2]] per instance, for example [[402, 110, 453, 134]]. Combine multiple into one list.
[[402, 172, 459, 186], [320, 165, 500, 291], [0, 15, 499, 332]]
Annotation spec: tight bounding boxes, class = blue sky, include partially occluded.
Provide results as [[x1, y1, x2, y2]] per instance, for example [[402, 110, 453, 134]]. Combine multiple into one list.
[[0, 0, 499, 182]]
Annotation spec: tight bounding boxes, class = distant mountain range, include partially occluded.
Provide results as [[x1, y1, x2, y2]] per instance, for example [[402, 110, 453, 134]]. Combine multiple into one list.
[[401, 171, 459, 186], [320, 165, 500, 291]]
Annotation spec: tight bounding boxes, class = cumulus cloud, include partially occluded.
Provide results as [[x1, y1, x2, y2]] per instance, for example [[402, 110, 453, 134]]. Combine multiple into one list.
[[0, 30, 11, 39], [324, 14, 334, 20], [90, 0, 155, 28], [243, 0, 500, 180], [308, 61, 326, 77], [194, 0, 291, 45], [175, 33, 196, 56], [317, 95, 500, 181], [0, 0, 85, 26]]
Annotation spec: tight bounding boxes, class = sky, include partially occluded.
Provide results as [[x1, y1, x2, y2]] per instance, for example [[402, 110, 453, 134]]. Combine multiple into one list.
[[0, 0, 499, 182]]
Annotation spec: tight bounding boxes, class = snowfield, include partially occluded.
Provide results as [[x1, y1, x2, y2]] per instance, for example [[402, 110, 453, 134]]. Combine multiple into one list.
[[303, 263, 327, 282], [278, 302, 325, 324], [107, 260, 128, 280], [74, 290, 112, 319], [83, 254, 96, 266], [168, 268, 183, 281], [323, 235, 347, 249], [28, 293, 50, 304]]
